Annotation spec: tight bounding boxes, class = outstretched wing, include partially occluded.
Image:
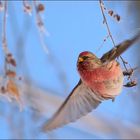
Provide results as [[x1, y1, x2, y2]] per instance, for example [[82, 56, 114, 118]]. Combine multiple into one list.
[[101, 31, 140, 63], [42, 80, 102, 131]]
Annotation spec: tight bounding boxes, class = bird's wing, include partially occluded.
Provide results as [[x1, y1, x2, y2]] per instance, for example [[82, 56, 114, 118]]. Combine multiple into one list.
[[42, 80, 102, 131], [101, 31, 140, 63]]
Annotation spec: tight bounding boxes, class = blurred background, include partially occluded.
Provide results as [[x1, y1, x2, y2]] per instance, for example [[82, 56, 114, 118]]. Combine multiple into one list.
[[0, 1, 140, 139]]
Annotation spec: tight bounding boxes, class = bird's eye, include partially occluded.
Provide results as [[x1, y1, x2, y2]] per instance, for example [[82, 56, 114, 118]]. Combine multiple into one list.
[[78, 56, 90, 63], [83, 56, 89, 60]]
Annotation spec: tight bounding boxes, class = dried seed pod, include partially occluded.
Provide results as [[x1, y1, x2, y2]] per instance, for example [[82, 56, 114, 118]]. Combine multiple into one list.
[[7, 53, 12, 57], [116, 15, 120, 21], [1, 86, 7, 93], [6, 70, 16, 78], [108, 10, 113, 16], [10, 58, 16, 67], [113, 14, 120, 22], [37, 3, 45, 12], [7, 80, 19, 98], [123, 80, 137, 87], [6, 53, 12, 63], [6, 80, 23, 111], [24, 5, 32, 14], [6, 53, 16, 67], [123, 69, 133, 76]]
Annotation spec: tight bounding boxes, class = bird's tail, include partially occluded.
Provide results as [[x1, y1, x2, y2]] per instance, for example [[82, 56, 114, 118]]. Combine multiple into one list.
[[101, 31, 140, 63]]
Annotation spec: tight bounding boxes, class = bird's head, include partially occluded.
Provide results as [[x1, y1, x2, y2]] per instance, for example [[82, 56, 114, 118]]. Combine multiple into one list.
[[77, 51, 102, 70]]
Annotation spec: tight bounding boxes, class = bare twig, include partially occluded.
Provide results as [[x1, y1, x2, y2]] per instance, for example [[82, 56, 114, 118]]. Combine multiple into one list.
[[123, 67, 138, 78], [33, 0, 49, 54], [0, 2, 23, 109], [99, 0, 116, 47], [99, 0, 128, 70], [96, 34, 109, 53], [2, 1, 9, 55], [99, 0, 135, 84], [0, 1, 4, 12], [23, 0, 32, 15], [2, 2, 16, 69]]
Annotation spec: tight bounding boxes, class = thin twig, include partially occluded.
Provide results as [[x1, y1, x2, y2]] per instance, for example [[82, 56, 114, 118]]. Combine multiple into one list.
[[99, 0, 116, 47], [2, 1, 9, 54], [22, 0, 26, 7], [99, 0, 133, 81], [23, 0, 32, 15], [0, 1, 4, 11], [96, 34, 109, 53], [1, 1, 22, 108], [2, 1, 9, 77], [33, 0, 49, 54]]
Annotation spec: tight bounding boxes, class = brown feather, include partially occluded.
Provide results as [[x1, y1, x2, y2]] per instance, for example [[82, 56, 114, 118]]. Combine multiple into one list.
[[101, 31, 140, 63]]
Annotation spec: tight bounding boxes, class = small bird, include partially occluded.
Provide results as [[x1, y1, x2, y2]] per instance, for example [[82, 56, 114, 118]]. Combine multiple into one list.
[[43, 32, 140, 131]]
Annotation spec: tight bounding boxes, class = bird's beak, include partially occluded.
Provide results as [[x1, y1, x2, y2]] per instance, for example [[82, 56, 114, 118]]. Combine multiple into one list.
[[78, 57, 84, 63]]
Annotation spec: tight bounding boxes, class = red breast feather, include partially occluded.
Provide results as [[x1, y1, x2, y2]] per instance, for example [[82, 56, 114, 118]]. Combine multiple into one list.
[[78, 61, 123, 98]]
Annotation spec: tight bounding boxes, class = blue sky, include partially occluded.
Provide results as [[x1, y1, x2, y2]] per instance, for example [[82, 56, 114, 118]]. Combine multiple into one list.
[[0, 1, 139, 139]]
